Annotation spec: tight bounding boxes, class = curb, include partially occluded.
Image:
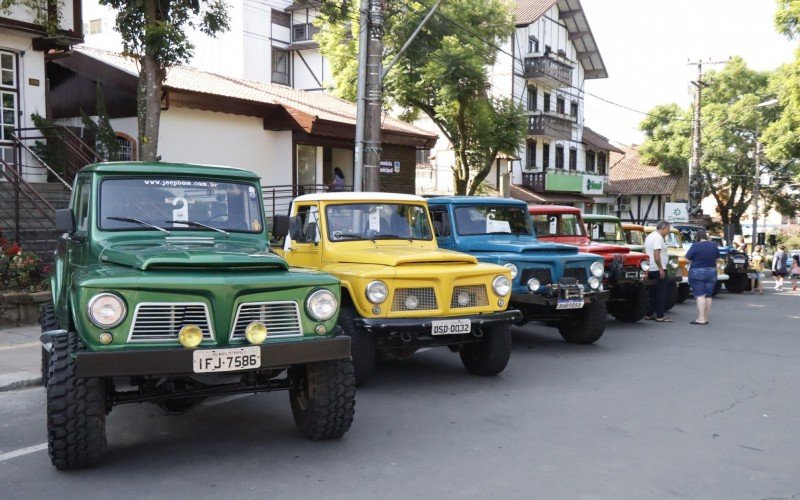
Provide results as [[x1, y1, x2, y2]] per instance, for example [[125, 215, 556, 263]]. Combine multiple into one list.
[[0, 372, 42, 392]]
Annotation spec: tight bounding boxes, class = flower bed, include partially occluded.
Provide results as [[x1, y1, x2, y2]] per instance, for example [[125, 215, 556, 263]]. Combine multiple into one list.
[[1, 229, 51, 327]]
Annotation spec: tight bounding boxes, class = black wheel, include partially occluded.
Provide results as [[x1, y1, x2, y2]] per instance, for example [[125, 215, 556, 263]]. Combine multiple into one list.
[[725, 274, 748, 293], [39, 301, 58, 386], [665, 284, 678, 311], [611, 285, 649, 323], [459, 323, 511, 376], [677, 283, 690, 303], [712, 281, 723, 297], [290, 359, 356, 440], [557, 300, 607, 344], [337, 307, 375, 387], [47, 332, 107, 470]]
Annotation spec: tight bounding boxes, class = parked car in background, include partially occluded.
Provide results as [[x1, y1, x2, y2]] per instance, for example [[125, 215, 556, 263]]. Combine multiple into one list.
[[674, 224, 731, 295], [428, 197, 609, 345], [528, 206, 651, 323], [621, 223, 645, 253]]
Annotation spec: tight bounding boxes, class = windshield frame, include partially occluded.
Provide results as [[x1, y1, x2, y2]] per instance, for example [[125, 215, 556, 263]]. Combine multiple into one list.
[[453, 205, 534, 237], [97, 176, 265, 234], [323, 202, 434, 242]]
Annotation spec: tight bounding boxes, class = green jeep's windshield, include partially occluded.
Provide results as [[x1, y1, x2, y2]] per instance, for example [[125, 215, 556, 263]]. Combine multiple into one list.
[[454, 206, 533, 236], [325, 203, 432, 241], [99, 178, 264, 233], [586, 221, 625, 244]]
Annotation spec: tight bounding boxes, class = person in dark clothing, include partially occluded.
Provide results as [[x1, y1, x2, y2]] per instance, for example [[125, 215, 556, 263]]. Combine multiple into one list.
[[331, 167, 345, 191], [685, 228, 720, 325]]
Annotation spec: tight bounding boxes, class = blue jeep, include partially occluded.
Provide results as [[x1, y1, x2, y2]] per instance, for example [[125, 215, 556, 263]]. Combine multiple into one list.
[[428, 197, 609, 344]]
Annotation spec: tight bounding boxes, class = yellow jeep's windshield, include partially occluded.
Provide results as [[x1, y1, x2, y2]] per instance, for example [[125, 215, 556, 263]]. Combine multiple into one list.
[[99, 178, 264, 233], [325, 203, 433, 241], [626, 229, 644, 246]]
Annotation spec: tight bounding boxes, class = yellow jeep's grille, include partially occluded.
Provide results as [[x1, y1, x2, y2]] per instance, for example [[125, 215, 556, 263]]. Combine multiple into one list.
[[451, 285, 489, 308], [391, 288, 438, 312], [129, 303, 214, 342], [230, 301, 303, 340]]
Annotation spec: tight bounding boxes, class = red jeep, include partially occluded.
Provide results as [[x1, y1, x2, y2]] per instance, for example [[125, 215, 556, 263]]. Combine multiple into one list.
[[529, 205, 651, 322]]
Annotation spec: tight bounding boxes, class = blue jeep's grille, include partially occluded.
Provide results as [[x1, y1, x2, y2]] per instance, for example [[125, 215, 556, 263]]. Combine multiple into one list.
[[563, 267, 586, 283], [521, 268, 552, 286]]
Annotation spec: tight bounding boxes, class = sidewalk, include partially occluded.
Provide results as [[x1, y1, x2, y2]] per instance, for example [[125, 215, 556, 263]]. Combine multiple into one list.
[[0, 324, 42, 392]]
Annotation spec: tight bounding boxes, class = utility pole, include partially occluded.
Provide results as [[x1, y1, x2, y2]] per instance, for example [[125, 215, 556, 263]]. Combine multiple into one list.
[[751, 139, 761, 252], [353, 0, 369, 192], [363, 0, 383, 192]]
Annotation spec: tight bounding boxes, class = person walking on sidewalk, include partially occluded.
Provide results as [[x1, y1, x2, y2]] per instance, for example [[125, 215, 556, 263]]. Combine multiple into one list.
[[644, 220, 673, 322], [749, 245, 765, 294], [790, 254, 800, 292], [685, 228, 720, 325], [772, 244, 788, 291]]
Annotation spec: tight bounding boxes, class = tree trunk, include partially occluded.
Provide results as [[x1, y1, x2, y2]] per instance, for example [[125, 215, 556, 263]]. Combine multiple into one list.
[[137, 0, 164, 162], [467, 151, 499, 195]]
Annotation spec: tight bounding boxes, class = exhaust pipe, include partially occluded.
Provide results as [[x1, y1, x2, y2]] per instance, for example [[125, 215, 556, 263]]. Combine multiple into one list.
[[400, 332, 413, 343], [473, 329, 483, 339]]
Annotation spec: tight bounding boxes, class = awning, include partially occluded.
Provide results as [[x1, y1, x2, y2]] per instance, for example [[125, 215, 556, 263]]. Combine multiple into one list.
[[510, 185, 594, 205]]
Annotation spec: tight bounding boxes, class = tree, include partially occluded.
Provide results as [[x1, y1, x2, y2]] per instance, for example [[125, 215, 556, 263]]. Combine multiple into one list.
[[639, 57, 800, 232], [98, 0, 230, 161], [316, 0, 526, 195]]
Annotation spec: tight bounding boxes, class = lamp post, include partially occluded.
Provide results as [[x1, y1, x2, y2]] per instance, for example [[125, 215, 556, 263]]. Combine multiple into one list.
[[750, 99, 778, 253]]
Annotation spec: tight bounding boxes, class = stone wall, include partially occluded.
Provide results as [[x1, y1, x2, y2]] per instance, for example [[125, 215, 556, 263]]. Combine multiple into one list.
[[0, 291, 49, 328]]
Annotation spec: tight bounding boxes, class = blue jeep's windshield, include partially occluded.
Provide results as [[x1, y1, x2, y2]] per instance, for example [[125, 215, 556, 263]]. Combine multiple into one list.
[[454, 206, 533, 236], [99, 178, 264, 233]]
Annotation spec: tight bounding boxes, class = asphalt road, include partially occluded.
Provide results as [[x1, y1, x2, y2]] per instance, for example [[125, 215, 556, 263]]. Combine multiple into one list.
[[1, 286, 799, 499]]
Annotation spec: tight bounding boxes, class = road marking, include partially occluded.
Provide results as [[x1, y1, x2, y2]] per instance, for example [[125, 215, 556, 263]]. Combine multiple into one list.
[[0, 443, 47, 462], [0, 342, 40, 352]]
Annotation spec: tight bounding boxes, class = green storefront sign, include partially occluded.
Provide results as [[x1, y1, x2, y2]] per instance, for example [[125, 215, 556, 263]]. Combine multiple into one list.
[[545, 172, 583, 192]]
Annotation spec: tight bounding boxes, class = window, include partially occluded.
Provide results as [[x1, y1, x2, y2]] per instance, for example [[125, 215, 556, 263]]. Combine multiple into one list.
[[114, 134, 135, 161], [0, 51, 17, 147], [74, 178, 91, 233], [1, 51, 16, 88], [293, 204, 321, 243], [528, 36, 539, 54], [569, 148, 577, 170], [271, 48, 289, 86], [88, 19, 102, 34], [542, 143, 550, 169], [416, 149, 431, 164], [543, 92, 551, 112], [556, 97, 565, 114], [586, 150, 595, 172], [296, 144, 317, 185], [526, 140, 536, 169], [292, 23, 318, 42], [454, 206, 533, 236], [527, 86, 537, 111], [598, 152, 607, 175], [429, 209, 451, 237], [570, 101, 578, 118], [555, 145, 564, 169]]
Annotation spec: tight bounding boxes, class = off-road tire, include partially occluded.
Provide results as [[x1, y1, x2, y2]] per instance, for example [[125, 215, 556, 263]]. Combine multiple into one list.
[[47, 332, 107, 470], [665, 284, 678, 311], [611, 286, 649, 323], [39, 301, 58, 385], [677, 283, 690, 303], [725, 274, 748, 294], [459, 323, 512, 376], [337, 307, 374, 387], [557, 300, 607, 344], [290, 359, 356, 440]]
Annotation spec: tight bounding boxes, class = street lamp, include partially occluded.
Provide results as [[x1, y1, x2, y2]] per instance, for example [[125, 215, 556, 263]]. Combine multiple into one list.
[[750, 99, 779, 252]]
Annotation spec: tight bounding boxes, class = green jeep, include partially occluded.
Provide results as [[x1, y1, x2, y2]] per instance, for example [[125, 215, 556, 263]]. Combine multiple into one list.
[[40, 163, 355, 470]]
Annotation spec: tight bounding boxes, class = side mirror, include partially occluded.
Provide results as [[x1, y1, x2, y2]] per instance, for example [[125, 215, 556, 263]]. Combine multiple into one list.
[[272, 215, 290, 239], [55, 209, 75, 233]]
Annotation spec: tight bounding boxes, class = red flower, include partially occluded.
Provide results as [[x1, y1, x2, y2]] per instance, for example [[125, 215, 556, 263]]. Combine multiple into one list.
[[4, 243, 21, 256]]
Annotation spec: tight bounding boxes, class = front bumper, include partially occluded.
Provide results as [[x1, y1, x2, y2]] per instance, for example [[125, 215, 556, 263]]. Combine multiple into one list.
[[510, 289, 610, 306], [354, 310, 522, 336], [71, 337, 352, 378]]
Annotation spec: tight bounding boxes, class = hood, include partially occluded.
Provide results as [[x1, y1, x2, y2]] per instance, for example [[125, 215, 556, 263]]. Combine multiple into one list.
[[99, 239, 288, 271], [459, 238, 578, 255], [332, 246, 477, 266]]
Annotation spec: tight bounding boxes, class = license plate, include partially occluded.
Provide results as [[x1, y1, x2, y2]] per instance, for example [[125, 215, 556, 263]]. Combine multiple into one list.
[[193, 346, 261, 373], [625, 271, 639, 279], [431, 319, 471, 335], [556, 299, 584, 310]]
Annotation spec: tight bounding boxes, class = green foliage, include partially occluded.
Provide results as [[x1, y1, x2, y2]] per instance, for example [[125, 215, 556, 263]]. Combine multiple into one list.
[[0, 0, 65, 37], [639, 56, 800, 230], [775, 0, 800, 39], [776, 224, 800, 249], [80, 83, 120, 161], [316, 0, 526, 195]]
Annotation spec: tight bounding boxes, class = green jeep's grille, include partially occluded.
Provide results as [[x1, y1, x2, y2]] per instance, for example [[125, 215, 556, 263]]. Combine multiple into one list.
[[128, 303, 214, 342], [451, 285, 489, 308], [230, 301, 303, 340], [391, 288, 438, 312]]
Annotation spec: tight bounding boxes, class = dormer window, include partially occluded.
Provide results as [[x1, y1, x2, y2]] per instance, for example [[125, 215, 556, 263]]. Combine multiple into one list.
[[528, 36, 539, 54]]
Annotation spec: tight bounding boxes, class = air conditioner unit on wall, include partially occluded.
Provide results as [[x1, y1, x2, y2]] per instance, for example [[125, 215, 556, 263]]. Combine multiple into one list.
[[617, 203, 630, 212]]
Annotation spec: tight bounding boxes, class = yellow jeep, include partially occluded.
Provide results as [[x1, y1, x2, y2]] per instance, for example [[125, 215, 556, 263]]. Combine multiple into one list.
[[274, 192, 520, 386]]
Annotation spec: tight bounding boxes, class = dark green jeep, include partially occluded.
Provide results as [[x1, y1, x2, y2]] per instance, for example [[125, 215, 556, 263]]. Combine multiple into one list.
[[40, 163, 355, 470]]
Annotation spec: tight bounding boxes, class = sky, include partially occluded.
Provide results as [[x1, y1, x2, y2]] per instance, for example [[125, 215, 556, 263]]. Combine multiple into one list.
[[580, 0, 797, 147]]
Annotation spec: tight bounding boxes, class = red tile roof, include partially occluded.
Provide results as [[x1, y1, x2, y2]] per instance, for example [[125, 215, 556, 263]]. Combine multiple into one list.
[[607, 145, 678, 196], [515, 0, 557, 24]]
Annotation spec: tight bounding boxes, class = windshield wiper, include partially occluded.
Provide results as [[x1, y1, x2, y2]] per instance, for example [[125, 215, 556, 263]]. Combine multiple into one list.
[[333, 233, 364, 240], [164, 220, 229, 235], [107, 216, 170, 233]]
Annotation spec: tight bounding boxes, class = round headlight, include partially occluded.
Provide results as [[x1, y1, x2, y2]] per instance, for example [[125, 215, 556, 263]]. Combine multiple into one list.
[[527, 278, 540, 291], [590, 261, 604, 277], [405, 295, 419, 310], [178, 324, 203, 348], [365, 281, 388, 304], [640, 260, 651, 272], [669, 258, 678, 269], [307, 289, 338, 321], [503, 263, 518, 279], [87, 293, 126, 328], [492, 275, 511, 296], [588, 276, 601, 290]]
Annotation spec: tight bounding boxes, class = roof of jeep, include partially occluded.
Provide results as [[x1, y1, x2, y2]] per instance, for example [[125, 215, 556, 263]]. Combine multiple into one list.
[[644, 226, 680, 235], [527, 205, 581, 215], [80, 162, 260, 180], [622, 223, 644, 231], [582, 214, 622, 222], [428, 196, 527, 206], [293, 192, 426, 203]]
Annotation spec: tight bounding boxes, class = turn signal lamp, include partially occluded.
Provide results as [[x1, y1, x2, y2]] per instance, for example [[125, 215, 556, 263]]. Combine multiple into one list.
[[245, 321, 268, 345], [178, 324, 203, 348]]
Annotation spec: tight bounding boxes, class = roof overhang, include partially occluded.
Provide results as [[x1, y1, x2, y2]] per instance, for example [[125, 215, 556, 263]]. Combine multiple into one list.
[[556, 0, 607, 79]]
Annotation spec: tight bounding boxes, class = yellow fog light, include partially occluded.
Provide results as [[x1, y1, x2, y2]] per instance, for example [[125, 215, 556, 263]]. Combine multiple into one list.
[[178, 324, 203, 348], [315, 324, 327, 335], [99, 332, 113, 345], [245, 322, 268, 345]]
